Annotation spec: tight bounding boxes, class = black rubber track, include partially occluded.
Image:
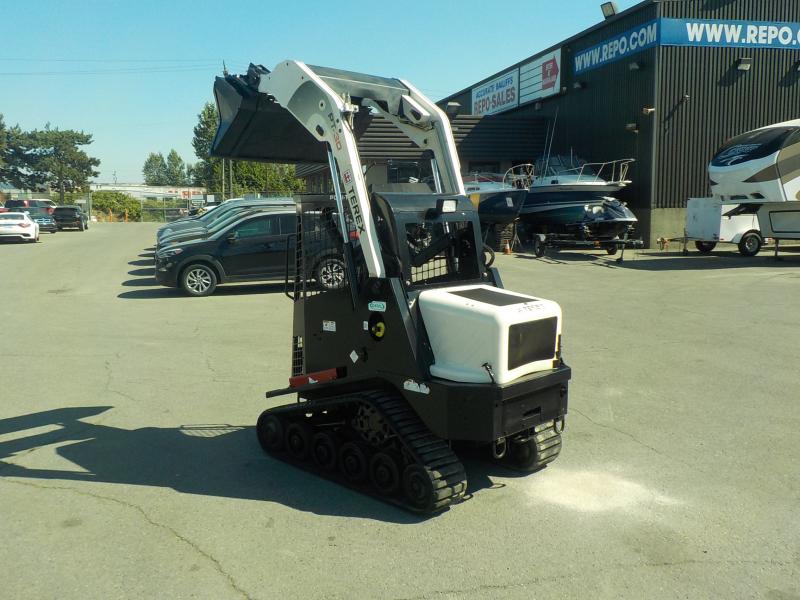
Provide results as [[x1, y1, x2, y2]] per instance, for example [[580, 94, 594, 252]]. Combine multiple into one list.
[[257, 389, 467, 514]]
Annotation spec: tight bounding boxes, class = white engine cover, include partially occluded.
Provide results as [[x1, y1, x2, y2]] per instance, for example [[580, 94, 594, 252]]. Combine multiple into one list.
[[418, 284, 562, 385]]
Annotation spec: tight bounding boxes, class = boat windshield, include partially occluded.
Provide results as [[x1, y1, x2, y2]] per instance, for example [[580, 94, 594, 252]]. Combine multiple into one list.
[[535, 155, 596, 178]]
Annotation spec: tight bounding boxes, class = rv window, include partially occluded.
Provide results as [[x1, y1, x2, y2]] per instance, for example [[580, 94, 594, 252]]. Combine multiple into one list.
[[712, 127, 797, 167]]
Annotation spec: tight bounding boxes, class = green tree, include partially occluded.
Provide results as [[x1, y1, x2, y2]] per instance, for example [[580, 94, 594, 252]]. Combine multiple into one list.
[[0, 114, 6, 171], [1, 124, 38, 190], [142, 152, 168, 185], [165, 149, 188, 185], [91, 190, 141, 221], [191, 102, 220, 191], [29, 126, 100, 202]]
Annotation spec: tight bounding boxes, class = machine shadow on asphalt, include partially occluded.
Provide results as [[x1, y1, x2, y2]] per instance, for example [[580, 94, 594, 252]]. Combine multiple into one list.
[[0, 407, 514, 522], [127, 268, 154, 277], [117, 281, 289, 299], [513, 249, 800, 271], [121, 277, 160, 287], [128, 259, 153, 267]]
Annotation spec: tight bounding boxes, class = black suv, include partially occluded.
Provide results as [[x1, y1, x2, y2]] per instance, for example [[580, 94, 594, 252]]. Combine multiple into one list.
[[154, 208, 346, 296], [53, 206, 89, 231]]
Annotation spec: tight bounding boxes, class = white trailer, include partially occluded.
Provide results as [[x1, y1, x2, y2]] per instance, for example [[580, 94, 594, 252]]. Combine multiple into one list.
[[685, 198, 764, 256], [677, 120, 800, 257]]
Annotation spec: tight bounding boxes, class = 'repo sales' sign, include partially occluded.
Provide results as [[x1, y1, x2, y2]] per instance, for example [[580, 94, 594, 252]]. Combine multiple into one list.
[[471, 69, 519, 116]]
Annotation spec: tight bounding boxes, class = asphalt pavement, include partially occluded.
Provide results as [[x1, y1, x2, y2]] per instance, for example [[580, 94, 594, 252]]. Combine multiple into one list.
[[0, 224, 798, 599]]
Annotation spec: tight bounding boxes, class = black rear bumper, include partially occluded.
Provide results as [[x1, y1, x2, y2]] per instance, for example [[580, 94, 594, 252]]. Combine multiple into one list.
[[268, 365, 571, 445], [403, 365, 571, 443]]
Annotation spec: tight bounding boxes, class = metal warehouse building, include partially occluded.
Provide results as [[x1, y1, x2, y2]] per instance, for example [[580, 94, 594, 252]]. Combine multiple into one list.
[[439, 0, 800, 246]]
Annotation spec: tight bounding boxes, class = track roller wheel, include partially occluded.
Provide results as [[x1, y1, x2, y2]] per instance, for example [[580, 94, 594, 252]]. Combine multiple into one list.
[[339, 441, 369, 483], [311, 431, 339, 472], [369, 452, 401, 495], [256, 412, 285, 452], [503, 422, 562, 472], [402, 464, 437, 512], [285, 421, 313, 461]]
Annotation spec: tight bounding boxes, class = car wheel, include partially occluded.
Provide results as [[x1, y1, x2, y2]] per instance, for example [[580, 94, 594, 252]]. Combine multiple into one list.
[[738, 232, 762, 257], [482, 244, 496, 268], [315, 257, 346, 290], [180, 263, 217, 296], [532, 236, 546, 258], [695, 241, 717, 254]]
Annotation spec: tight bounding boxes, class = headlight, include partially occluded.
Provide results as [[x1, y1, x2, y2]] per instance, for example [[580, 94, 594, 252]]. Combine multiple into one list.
[[159, 248, 183, 258]]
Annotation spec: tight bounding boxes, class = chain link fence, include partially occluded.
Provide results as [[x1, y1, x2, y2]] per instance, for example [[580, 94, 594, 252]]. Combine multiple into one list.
[[2, 189, 300, 223]]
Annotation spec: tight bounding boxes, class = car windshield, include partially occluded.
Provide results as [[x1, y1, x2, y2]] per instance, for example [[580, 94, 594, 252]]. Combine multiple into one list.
[[25, 208, 49, 217], [198, 203, 239, 224], [207, 209, 262, 233], [54, 207, 78, 213]]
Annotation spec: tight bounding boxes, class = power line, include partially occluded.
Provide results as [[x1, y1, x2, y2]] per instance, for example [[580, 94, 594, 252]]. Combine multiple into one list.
[[0, 66, 228, 76], [0, 60, 253, 77], [0, 57, 231, 63]]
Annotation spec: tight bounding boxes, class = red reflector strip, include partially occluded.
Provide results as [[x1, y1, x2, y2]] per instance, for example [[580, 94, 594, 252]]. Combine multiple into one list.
[[289, 368, 339, 388]]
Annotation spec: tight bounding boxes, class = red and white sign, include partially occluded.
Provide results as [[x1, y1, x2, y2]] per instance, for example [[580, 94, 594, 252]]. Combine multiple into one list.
[[541, 58, 559, 89], [519, 49, 562, 105], [471, 69, 519, 116]]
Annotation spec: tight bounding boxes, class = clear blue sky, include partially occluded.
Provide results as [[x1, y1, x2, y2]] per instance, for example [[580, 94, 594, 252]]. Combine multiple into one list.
[[1, 0, 640, 183]]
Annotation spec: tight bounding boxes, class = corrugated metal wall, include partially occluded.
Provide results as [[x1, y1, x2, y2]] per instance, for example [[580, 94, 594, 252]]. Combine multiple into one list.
[[544, 3, 658, 211], [655, 0, 800, 209], [295, 114, 547, 178], [449, 3, 659, 211]]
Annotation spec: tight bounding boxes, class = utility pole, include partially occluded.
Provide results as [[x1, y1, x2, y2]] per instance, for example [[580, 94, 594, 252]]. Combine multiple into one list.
[[221, 158, 225, 200], [229, 159, 234, 198]]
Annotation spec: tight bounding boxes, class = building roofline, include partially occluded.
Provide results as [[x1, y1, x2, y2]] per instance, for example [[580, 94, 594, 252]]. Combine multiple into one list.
[[440, 0, 654, 104]]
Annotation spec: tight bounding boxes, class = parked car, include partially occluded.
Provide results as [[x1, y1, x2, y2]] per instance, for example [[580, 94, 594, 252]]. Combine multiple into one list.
[[23, 208, 58, 233], [188, 201, 222, 217], [3, 199, 55, 215], [156, 197, 293, 244], [156, 204, 291, 250], [53, 205, 89, 231], [154, 208, 346, 296], [0, 212, 40, 242]]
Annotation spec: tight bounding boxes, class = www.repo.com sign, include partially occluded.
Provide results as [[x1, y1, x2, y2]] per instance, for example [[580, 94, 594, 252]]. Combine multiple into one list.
[[574, 17, 800, 74], [574, 20, 659, 74], [661, 18, 800, 49]]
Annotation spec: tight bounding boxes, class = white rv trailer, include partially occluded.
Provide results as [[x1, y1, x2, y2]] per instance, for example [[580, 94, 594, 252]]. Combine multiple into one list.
[[685, 119, 800, 256]]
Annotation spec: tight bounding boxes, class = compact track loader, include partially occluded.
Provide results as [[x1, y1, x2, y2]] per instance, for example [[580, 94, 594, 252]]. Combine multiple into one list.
[[212, 61, 571, 513]]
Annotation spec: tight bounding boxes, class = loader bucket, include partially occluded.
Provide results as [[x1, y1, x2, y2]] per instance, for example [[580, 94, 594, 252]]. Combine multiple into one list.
[[211, 70, 328, 164], [211, 64, 377, 164]]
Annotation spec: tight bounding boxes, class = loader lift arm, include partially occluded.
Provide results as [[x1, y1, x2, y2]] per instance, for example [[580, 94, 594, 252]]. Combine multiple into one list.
[[212, 60, 466, 281]]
